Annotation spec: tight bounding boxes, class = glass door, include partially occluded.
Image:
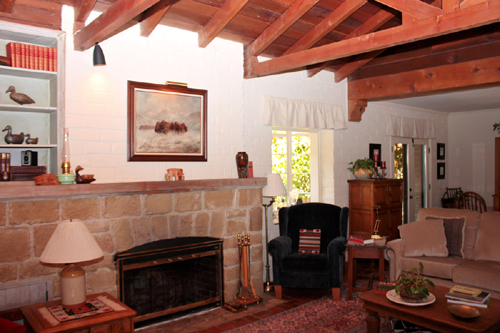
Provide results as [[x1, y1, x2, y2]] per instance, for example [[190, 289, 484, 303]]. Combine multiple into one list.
[[392, 138, 429, 223]]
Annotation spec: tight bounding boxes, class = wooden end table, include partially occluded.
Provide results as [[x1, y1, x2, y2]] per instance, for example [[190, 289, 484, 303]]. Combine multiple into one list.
[[347, 243, 386, 300], [21, 292, 136, 333], [359, 285, 500, 333]]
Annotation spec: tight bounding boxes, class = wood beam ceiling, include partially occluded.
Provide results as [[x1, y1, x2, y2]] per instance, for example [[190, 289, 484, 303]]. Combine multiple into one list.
[[0, 0, 15, 13]]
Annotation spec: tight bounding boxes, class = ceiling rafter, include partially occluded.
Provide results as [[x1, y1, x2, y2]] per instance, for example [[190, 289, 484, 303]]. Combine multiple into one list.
[[140, 0, 175, 37], [198, 0, 249, 48], [374, 0, 442, 20], [244, 0, 500, 78], [0, 0, 15, 13], [74, 0, 161, 51], [73, 0, 97, 31]]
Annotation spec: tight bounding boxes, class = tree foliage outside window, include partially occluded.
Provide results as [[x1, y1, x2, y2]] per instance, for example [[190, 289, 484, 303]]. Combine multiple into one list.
[[394, 143, 404, 179]]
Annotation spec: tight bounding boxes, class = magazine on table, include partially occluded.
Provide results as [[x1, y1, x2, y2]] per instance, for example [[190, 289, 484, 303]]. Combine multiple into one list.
[[445, 290, 491, 304], [447, 297, 490, 308]]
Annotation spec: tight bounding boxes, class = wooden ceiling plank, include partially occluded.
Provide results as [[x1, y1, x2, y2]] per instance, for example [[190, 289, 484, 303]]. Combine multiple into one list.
[[0, 0, 15, 13], [74, 0, 96, 23], [443, 0, 459, 12], [348, 55, 500, 102], [374, 0, 442, 20], [335, 49, 385, 81], [245, 0, 319, 57], [140, 0, 175, 37], [460, 0, 487, 9], [198, 0, 249, 48], [74, 0, 161, 51], [283, 0, 367, 55], [245, 0, 500, 78]]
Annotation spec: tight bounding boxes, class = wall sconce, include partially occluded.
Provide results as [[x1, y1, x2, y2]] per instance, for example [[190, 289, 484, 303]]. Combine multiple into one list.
[[93, 42, 106, 66]]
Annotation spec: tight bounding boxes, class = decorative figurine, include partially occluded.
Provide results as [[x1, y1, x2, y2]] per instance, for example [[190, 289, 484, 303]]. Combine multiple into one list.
[[25, 134, 39, 144], [6, 86, 35, 105], [75, 165, 95, 184], [2, 125, 24, 144]]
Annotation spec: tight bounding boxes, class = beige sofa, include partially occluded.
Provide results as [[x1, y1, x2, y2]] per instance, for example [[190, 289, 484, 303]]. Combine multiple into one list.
[[386, 208, 500, 298]]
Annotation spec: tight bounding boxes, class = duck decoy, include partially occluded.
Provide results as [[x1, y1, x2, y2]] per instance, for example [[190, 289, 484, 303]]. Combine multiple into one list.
[[6, 86, 35, 105], [75, 165, 96, 184], [25, 133, 39, 144], [2, 125, 24, 144]]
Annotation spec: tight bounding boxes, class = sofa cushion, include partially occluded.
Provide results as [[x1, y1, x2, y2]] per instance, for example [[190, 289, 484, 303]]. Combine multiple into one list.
[[401, 256, 468, 280], [426, 216, 465, 258], [417, 208, 481, 260], [282, 253, 328, 273], [398, 219, 448, 257], [474, 212, 500, 262], [453, 260, 500, 292]]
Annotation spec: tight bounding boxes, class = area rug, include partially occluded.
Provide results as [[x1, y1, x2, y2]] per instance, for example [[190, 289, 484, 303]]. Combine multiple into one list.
[[228, 297, 392, 333]]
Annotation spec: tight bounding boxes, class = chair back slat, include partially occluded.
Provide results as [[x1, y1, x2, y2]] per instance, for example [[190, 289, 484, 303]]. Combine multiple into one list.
[[457, 191, 487, 213]]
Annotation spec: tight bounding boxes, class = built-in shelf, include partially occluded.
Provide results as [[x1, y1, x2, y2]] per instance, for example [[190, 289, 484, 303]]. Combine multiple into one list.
[[0, 66, 56, 80], [0, 104, 57, 113], [0, 144, 57, 148]]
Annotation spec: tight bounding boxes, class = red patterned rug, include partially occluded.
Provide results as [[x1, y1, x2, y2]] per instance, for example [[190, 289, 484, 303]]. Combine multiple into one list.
[[227, 297, 392, 333]]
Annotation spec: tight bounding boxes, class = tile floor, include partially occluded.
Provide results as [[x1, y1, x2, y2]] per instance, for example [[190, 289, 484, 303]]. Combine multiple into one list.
[[137, 259, 389, 333]]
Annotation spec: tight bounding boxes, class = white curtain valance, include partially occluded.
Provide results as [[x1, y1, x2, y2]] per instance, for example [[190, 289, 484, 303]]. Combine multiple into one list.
[[263, 96, 347, 129], [385, 115, 436, 139]]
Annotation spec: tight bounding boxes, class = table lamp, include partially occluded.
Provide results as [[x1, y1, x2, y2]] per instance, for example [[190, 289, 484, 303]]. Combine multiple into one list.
[[40, 220, 103, 308], [262, 173, 286, 292]]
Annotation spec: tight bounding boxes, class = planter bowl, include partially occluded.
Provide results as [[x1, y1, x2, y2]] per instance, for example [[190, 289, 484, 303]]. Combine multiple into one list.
[[353, 168, 374, 179]]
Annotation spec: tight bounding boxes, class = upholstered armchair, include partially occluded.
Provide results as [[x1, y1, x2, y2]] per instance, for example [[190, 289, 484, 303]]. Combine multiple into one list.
[[268, 203, 349, 301]]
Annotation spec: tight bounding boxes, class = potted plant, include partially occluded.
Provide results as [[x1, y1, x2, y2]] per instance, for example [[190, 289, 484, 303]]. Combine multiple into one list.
[[348, 157, 378, 179], [494, 122, 499, 135], [395, 263, 435, 303]]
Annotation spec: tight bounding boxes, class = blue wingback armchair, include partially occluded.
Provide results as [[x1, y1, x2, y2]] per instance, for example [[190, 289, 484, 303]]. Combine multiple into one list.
[[268, 203, 349, 300]]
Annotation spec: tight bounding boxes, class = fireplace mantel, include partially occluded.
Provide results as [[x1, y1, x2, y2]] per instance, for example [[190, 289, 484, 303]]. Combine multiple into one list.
[[0, 178, 267, 201]]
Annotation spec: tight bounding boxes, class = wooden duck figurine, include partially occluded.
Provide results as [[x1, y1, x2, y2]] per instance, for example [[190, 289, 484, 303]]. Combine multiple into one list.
[[6, 86, 35, 105], [75, 165, 96, 184], [25, 133, 39, 144], [2, 125, 24, 144]]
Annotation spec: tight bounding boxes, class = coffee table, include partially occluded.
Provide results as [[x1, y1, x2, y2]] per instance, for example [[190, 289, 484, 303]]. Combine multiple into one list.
[[359, 285, 500, 333]]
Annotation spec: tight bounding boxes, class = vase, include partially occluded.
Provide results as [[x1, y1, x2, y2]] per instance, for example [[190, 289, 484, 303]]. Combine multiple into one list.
[[236, 152, 249, 178]]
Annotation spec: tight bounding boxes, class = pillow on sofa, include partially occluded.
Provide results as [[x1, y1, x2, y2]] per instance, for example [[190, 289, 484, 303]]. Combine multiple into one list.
[[398, 219, 448, 257], [474, 212, 500, 262], [426, 216, 465, 258]]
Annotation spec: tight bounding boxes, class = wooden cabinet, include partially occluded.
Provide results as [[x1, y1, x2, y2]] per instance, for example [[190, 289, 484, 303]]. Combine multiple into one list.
[[0, 23, 64, 176], [348, 179, 403, 241]]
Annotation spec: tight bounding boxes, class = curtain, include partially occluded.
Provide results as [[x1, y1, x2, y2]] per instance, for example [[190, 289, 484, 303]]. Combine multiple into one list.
[[263, 96, 347, 129], [385, 115, 436, 139]]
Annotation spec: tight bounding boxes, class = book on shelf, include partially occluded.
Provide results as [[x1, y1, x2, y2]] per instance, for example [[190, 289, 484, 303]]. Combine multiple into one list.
[[5, 42, 57, 72], [445, 290, 490, 304]]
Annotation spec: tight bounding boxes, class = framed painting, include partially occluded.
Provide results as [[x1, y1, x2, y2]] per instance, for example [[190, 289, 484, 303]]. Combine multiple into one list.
[[127, 81, 207, 162], [437, 143, 445, 160], [437, 162, 445, 179]]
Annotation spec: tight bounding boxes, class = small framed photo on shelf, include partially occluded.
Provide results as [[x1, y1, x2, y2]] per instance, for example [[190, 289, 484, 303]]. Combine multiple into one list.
[[437, 143, 445, 160], [437, 162, 445, 179], [369, 143, 382, 164]]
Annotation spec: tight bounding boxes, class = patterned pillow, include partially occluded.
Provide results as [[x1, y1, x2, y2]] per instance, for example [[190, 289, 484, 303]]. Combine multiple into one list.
[[426, 216, 466, 258], [298, 229, 321, 254]]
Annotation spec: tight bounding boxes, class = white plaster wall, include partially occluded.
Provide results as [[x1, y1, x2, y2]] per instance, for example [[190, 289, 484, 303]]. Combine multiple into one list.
[[448, 109, 500, 207]]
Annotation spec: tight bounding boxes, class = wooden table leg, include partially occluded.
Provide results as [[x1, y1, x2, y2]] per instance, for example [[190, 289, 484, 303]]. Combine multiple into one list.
[[365, 309, 380, 333], [348, 247, 353, 300]]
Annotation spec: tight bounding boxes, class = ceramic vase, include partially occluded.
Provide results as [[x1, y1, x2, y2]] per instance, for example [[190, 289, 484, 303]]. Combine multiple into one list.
[[236, 152, 249, 178]]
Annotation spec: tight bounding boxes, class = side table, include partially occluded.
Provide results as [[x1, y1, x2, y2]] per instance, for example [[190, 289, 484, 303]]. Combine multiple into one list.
[[347, 243, 387, 299], [21, 292, 136, 333]]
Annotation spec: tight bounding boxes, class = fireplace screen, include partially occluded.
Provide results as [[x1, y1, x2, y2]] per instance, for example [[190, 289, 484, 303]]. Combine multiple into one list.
[[115, 237, 223, 323]]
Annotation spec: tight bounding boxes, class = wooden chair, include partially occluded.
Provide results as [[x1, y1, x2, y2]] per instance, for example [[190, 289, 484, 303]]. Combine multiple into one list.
[[457, 191, 487, 213], [441, 187, 462, 208]]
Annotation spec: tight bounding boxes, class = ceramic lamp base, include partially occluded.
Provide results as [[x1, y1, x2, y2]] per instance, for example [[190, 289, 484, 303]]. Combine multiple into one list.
[[60, 264, 86, 308]]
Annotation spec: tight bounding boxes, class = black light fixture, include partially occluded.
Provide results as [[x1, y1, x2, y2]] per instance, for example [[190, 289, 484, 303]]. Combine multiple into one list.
[[93, 42, 106, 66]]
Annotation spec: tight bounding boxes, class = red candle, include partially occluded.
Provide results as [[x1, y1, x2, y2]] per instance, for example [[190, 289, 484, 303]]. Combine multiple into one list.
[[381, 161, 386, 168]]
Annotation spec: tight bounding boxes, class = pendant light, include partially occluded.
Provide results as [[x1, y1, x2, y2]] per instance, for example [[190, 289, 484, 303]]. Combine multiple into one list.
[[93, 42, 106, 66]]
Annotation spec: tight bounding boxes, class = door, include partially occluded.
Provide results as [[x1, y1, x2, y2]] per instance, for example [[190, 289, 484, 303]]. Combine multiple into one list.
[[392, 138, 429, 223]]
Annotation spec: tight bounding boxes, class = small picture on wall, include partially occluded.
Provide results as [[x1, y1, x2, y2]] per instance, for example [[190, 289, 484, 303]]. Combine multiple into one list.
[[437, 162, 445, 179], [369, 143, 382, 165], [437, 143, 445, 160]]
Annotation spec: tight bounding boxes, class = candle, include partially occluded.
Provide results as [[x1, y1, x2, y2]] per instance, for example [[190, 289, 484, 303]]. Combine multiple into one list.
[[63, 128, 70, 163], [373, 149, 379, 162], [381, 161, 386, 168]]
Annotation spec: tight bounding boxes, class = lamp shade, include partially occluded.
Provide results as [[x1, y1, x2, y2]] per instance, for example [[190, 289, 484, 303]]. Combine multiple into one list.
[[40, 220, 103, 264], [93, 43, 106, 66], [263, 173, 286, 197]]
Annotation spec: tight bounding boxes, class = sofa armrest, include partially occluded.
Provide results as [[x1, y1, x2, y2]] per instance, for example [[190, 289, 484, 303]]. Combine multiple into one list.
[[268, 236, 292, 285], [385, 238, 404, 282]]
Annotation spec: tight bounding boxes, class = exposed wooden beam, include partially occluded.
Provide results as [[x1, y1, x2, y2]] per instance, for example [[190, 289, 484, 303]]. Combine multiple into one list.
[[73, 0, 97, 32], [245, 0, 319, 58], [0, 0, 15, 13], [335, 50, 386, 82], [74, 0, 161, 51], [283, 0, 367, 55], [198, 0, 249, 48], [140, 0, 175, 37], [461, 0, 488, 9], [443, 0, 460, 12], [374, 0, 442, 20], [245, 0, 500, 78]]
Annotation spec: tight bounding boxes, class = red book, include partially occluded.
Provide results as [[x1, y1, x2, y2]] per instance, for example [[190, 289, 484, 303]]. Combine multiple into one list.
[[51, 47, 57, 72], [6, 42, 16, 67], [41, 47, 48, 71], [20, 43, 27, 68], [348, 237, 364, 244], [28, 44, 35, 69], [33, 45, 40, 70], [15, 42, 22, 68], [48, 47, 54, 72]]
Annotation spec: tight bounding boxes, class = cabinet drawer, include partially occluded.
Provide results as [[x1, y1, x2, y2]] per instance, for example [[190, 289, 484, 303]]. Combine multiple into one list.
[[90, 325, 110, 333], [112, 320, 133, 333]]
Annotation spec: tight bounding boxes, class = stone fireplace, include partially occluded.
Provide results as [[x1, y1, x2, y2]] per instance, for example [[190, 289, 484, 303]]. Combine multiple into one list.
[[0, 178, 265, 313]]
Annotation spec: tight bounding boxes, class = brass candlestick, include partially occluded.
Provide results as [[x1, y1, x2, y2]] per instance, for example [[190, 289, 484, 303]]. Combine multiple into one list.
[[263, 197, 275, 292]]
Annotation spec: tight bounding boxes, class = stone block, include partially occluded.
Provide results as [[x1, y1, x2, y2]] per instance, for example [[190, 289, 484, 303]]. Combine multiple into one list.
[[10, 200, 59, 225], [61, 197, 100, 221], [224, 265, 239, 282], [85, 220, 110, 233], [112, 218, 135, 252], [104, 195, 141, 218], [223, 236, 238, 250], [250, 244, 263, 262], [224, 280, 238, 303], [205, 190, 235, 210], [226, 209, 246, 218], [238, 188, 262, 207], [0, 202, 5, 226], [168, 215, 180, 238], [249, 207, 262, 231], [250, 232, 262, 245], [194, 212, 209, 236], [226, 218, 246, 236], [0, 263, 17, 283], [19, 260, 58, 279], [209, 211, 225, 238], [145, 193, 173, 215], [238, 189, 248, 207], [132, 217, 152, 246], [94, 233, 115, 253], [0, 228, 30, 263], [252, 276, 264, 296], [34, 224, 57, 257], [151, 215, 169, 240], [86, 255, 114, 271], [250, 261, 263, 276], [86, 268, 116, 293], [179, 215, 193, 237], [175, 192, 201, 212], [223, 248, 239, 267]]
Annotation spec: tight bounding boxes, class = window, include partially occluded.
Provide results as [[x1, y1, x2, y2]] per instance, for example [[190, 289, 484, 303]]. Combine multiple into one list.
[[271, 129, 319, 212]]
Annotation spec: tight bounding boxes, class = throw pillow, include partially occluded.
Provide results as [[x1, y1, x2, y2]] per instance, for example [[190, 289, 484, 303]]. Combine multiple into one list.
[[298, 229, 321, 254], [398, 219, 448, 257], [426, 216, 466, 258]]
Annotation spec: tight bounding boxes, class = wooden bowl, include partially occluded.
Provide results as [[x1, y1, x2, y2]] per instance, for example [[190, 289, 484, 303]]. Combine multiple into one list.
[[447, 304, 481, 319]]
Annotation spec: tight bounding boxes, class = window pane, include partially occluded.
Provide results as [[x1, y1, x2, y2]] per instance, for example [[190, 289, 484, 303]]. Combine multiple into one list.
[[293, 174, 310, 193], [272, 136, 287, 155], [272, 155, 287, 175]]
